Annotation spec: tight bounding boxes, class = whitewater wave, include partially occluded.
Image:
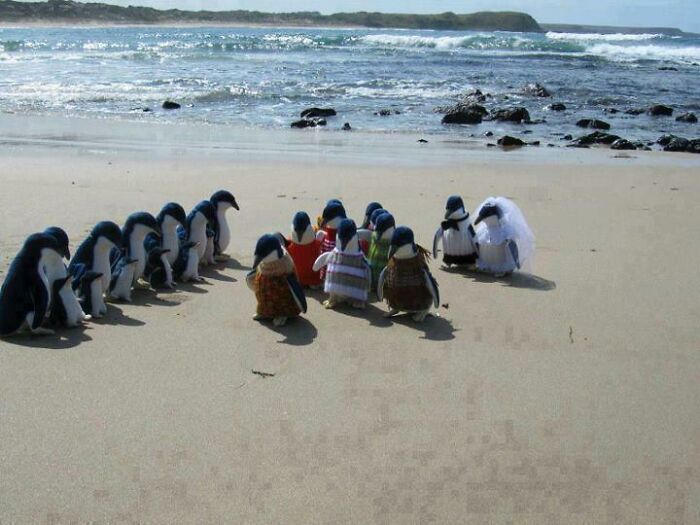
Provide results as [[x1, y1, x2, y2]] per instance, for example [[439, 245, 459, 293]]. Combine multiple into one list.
[[586, 43, 700, 63], [546, 32, 664, 42]]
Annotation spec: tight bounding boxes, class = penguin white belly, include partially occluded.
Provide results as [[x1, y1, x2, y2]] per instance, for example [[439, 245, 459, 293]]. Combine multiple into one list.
[[443, 227, 476, 256], [217, 212, 231, 252], [111, 265, 136, 301], [191, 227, 207, 260], [162, 230, 179, 266], [204, 237, 215, 264], [162, 253, 174, 286], [477, 242, 515, 274], [91, 279, 107, 316], [93, 251, 112, 294], [130, 241, 147, 282], [59, 281, 86, 326], [181, 248, 200, 281]]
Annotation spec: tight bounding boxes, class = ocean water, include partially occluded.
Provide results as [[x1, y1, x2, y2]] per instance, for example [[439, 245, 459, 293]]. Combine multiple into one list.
[[1, 26, 699, 143]]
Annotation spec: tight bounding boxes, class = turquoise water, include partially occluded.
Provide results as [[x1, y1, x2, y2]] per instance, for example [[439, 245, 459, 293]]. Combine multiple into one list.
[[1, 26, 699, 142]]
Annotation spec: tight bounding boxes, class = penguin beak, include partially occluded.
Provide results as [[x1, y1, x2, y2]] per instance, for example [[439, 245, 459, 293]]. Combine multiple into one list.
[[445, 208, 457, 220], [252, 255, 262, 269], [474, 214, 484, 225], [232, 200, 239, 211], [388, 245, 397, 260], [294, 228, 305, 241], [63, 247, 71, 260]]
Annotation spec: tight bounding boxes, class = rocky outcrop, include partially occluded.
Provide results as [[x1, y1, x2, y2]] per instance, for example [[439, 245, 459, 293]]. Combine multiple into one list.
[[162, 101, 181, 110], [570, 131, 620, 147], [576, 119, 611, 131], [663, 137, 690, 152], [497, 136, 526, 147], [676, 112, 697, 123], [301, 107, 336, 118], [610, 139, 636, 150], [546, 103, 566, 111], [442, 111, 483, 125], [648, 105, 673, 117], [522, 83, 551, 97], [625, 108, 645, 116], [489, 107, 531, 123], [291, 118, 326, 128]]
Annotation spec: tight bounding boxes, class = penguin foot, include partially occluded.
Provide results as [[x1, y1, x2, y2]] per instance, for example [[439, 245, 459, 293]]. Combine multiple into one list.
[[384, 309, 400, 318], [214, 254, 229, 262], [322, 299, 336, 309], [273, 317, 288, 327], [412, 311, 429, 323], [134, 281, 150, 289], [253, 314, 265, 321]]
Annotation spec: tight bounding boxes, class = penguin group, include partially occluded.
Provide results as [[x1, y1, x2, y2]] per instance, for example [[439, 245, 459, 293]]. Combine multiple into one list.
[[248, 195, 535, 326], [0, 191, 238, 337]]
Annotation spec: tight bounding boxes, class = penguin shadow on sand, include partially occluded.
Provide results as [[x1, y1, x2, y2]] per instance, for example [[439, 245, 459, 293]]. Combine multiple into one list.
[[257, 316, 318, 346], [91, 303, 145, 327], [304, 288, 392, 327], [1, 326, 93, 350], [221, 257, 252, 272], [127, 287, 182, 308], [199, 264, 238, 283], [385, 313, 457, 341], [443, 267, 556, 292]]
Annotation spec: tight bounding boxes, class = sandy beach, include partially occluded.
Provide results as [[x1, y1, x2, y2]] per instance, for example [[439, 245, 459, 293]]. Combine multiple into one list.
[[0, 115, 698, 523]]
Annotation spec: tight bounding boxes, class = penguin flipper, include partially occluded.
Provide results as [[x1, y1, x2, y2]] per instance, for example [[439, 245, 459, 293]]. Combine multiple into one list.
[[70, 263, 87, 290], [30, 280, 50, 331], [507, 240, 521, 270], [423, 269, 440, 309], [312, 252, 332, 272], [144, 232, 159, 254], [432, 227, 443, 259], [286, 274, 307, 314], [377, 267, 387, 302], [315, 230, 326, 242]]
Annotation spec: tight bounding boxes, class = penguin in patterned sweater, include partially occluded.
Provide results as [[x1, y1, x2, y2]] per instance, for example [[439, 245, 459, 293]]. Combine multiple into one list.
[[286, 212, 322, 288], [432, 195, 479, 267], [366, 211, 395, 291]]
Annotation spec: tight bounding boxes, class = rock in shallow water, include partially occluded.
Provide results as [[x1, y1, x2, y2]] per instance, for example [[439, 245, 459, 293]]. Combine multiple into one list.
[[300, 107, 336, 118], [576, 119, 611, 131], [648, 105, 673, 117], [497, 136, 526, 147], [663, 137, 690, 152], [546, 103, 566, 111], [522, 83, 552, 97], [610, 139, 636, 151], [442, 110, 483, 125], [489, 107, 531, 123], [162, 101, 181, 110], [676, 112, 698, 123]]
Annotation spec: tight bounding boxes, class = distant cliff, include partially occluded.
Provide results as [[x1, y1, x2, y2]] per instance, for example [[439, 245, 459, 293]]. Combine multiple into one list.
[[0, 0, 543, 32], [541, 23, 691, 37]]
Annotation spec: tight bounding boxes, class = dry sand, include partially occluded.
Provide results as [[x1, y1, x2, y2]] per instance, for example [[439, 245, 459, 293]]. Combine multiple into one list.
[[0, 118, 698, 523]]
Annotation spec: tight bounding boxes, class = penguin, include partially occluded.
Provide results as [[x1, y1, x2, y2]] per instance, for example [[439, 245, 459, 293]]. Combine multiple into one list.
[[43, 226, 89, 327], [378, 226, 440, 322], [473, 197, 535, 277], [209, 190, 239, 260], [116, 212, 160, 286], [0, 233, 63, 336], [367, 212, 396, 291], [245, 234, 307, 327], [286, 211, 322, 288], [68, 221, 122, 317], [143, 247, 172, 289], [144, 203, 186, 289], [432, 195, 479, 267], [361, 202, 384, 230], [77, 271, 105, 319], [108, 257, 139, 302], [172, 241, 203, 282], [316, 200, 347, 280], [313, 218, 371, 309], [178, 200, 216, 266]]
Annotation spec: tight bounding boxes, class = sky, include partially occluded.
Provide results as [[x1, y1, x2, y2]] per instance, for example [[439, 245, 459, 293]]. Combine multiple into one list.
[[21, 1, 700, 32]]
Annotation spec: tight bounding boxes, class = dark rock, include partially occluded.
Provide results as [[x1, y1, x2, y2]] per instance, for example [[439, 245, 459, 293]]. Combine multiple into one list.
[[676, 112, 697, 123], [687, 139, 700, 154], [437, 102, 487, 116], [664, 137, 690, 152], [546, 103, 566, 111], [484, 131, 494, 137], [547, 144, 556, 147], [490, 107, 531, 123], [576, 119, 611, 131], [300, 107, 336, 118], [571, 131, 620, 147], [142, 107, 152, 112], [604, 108, 619, 114], [567, 143, 590, 149], [486, 143, 496, 148], [162, 101, 181, 110], [315, 119, 327, 126], [522, 130, 533, 134], [523, 83, 552, 97], [648, 105, 673, 117], [610, 139, 636, 151], [658, 66, 678, 71], [497, 136, 526, 147], [625, 108, 645, 116], [291, 119, 316, 129], [417, 138, 428, 143], [342, 122, 352, 131], [657, 134, 677, 146], [462, 89, 487, 103], [562, 134, 573, 141], [375, 109, 400, 116], [530, 141, 540, 146], [442, 110, 483, 125]]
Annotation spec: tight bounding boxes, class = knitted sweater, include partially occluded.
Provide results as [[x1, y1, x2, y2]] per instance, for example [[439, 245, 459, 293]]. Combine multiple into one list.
[[367, 235, 391, 291], [324, 249, 370, 302], [441, 216, 478, 265], [254, 255, 301, 319], [383, 253, 433, 312], [287, 238, 322, 287], [319, 227, 337, 280]]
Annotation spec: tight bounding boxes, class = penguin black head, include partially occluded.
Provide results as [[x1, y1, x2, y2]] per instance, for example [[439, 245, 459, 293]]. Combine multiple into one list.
[[321, 201, 346, 227], [388, 226, 416, 259], [445, 195, 466, 219], [157, 202, 187, 229], [210, 190, 239, 211], [474, 203, 502, 225], [43, 226, 70, 259], [337, 218, 358, 251], [123, 212, 159, 244], [292, 211, 312, 241], [21, 232, 61, 259], [91, 221, 122, 247], [194, 200, 216, 226], [253, 234, 284, 269], [369, 207, 388, 228], [374, 212, 396, 238], [361, 202, 384, 229]]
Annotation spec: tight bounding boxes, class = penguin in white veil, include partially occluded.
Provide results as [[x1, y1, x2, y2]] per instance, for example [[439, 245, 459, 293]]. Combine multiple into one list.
[[473, 197, 535, 277]]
